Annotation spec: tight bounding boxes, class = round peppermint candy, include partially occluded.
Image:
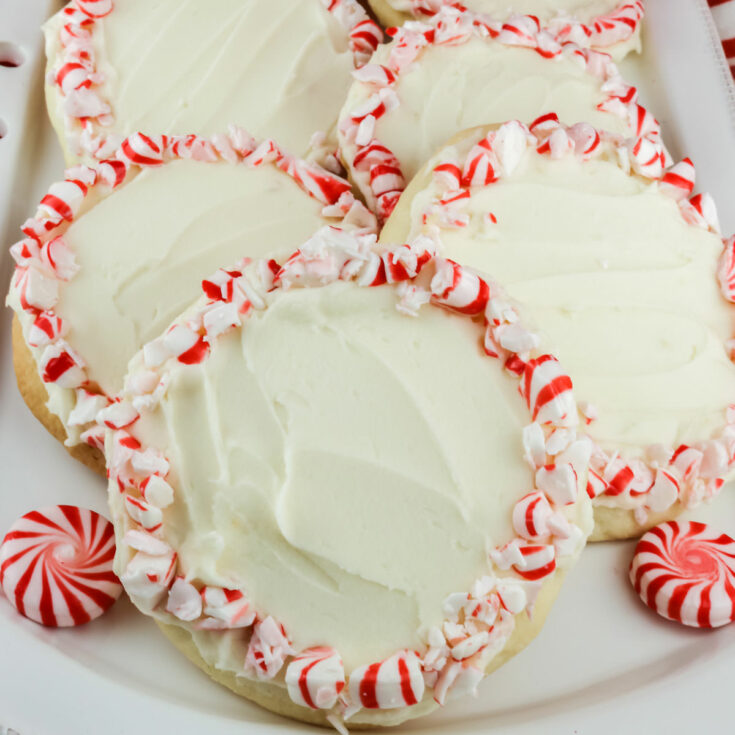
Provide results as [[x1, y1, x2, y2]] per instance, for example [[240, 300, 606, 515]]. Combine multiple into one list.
[[0, 505, 122, 626], [629, 521, 735, 628]]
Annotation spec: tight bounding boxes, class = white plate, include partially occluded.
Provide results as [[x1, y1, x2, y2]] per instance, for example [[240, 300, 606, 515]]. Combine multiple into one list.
[[2, 1, 735, 733]]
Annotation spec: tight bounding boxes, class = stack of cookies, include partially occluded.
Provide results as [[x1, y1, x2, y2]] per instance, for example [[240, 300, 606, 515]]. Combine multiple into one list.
[[4, 1, 735, 731]]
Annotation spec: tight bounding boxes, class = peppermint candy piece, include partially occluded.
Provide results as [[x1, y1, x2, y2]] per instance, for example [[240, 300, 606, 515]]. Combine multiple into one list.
[[244, 616, 294, 680], [348, 650, 424, 709], [519, 355, 576, 426], [630, 521, 735, 628], [0, 505, 122, 626], [285, 647, 346, 710]]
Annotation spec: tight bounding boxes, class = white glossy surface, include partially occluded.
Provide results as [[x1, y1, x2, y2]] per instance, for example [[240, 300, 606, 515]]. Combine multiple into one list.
[[2, 0, 735, 733]]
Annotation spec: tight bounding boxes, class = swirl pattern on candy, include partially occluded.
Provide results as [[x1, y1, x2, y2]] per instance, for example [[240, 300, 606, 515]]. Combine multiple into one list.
[[338, 5, 661, 221], [630, 521, 735, 629], [0, 505, 122, 627], [45, 0, 382, 161], [7, 129, 376, 457], [368, 0, 644, 58], [105, 227, 592, 726], [381, 117, 735, 537]]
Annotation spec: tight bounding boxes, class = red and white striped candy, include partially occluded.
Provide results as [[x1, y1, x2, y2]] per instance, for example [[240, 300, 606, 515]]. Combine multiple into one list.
[[370, 162, 405, 199], [9, 237, 41, 267], [75, 0, 113, 18], [285, 647, 346, 709], [630, 135, 665, 179], [28, 312, 65, 348], [39, 340, 86, 388], [630, 521, 735, 628], [348, 650, 425, 709], [431, 259, 490, 315], [630, 103, 660, 140], [124, 495, 162, 532], [40, 237, 77, 284], [245, 616, 294, 679], [55, 62, 91, 94], [97, 400, 139, 430], [81, 425, 106, 451], [511, 543, 556, 581], [529, 112, 560, 137], [120, 549, 177, 610], [280, 157, 352, 205], [139, 474, 174, 508], [199, 586, 255, 629], [586, 468, 607, 499], [659, 158, 695, 201], [352, 64, 396, 88], [498, 14, 543, 48], [16, 266, 59, 311], [0, 505, 121, 627], [118, 133, 167, 167], [670, 444, 703, 481], [681, 193, 721, 235], [600, 460, 636, 497], [512, 491, 553, 540], [568, 122, 601, 160], [39, 179, 88, 222], [353, 139, 399, 171], [162, 324, 210, 365], [461, 141, 497, 187], [519, 355, 575, 425], [718, 236, 735, 303], [97, 158, 128, 188], [350, 19, 383, 64], [433, 162, 462, 189]]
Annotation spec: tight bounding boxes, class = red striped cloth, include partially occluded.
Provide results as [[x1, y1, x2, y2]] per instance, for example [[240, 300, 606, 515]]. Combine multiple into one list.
[[709, 0, 735, 77]]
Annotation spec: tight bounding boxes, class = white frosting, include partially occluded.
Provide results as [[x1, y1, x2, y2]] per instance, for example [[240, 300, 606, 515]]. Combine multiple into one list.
[[49, 160, 332, 417], [340, 38, 631, 205], [48, 0, 355, 157], [130, 282, 536, 669], [401, 142, 735, 456]]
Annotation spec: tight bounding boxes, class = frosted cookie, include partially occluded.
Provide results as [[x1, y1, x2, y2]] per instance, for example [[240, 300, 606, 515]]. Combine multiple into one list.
[[7, 130, 374, 475], [106, 227, 592, 728], [338, 7, 655, 221], [367, 0, 643, 60], [44, 0, 382, 163], [381, 119, 735, 541]]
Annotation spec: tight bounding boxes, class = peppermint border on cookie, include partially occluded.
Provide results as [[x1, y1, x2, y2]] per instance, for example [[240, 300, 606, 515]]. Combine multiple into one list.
[[413, 117, 735, 525], [376, 0, 644, 53], [106, 226, 591, 722], [338, 5, 662, 221], [48, 0, 383, 159], [7, 128, 377, 452]]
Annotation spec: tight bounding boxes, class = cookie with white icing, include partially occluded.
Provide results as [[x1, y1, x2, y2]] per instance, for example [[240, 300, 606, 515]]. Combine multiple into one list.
[[44, 0, 382, 164], [105, 226, 592, 728], [380, 119, 735, 541], [338, 6, 656, 222], [367, 0, 643, 60], [7, 130, 374, 473]]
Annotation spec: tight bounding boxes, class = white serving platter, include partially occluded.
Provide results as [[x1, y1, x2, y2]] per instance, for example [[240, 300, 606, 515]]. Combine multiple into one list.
[[1, 1, 735, 733]]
